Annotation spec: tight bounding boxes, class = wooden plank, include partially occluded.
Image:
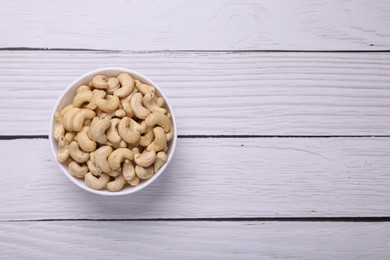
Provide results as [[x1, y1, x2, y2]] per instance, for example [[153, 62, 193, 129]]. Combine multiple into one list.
[[1, 221, 389, 259], [1, 51, 390, 135], [1, 0, 390, 50], [1, 138, 389, 220]]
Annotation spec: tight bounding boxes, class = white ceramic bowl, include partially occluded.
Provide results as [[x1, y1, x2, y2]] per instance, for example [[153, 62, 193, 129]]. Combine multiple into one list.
[[49, 67, 177, 196]]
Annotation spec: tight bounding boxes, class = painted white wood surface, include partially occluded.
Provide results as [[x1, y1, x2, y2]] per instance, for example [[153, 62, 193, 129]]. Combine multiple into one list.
[[1, 221, 389, 259], [1, 0, 390, 50], [1, 138, 389, 220], [1, 51, 390, 135]]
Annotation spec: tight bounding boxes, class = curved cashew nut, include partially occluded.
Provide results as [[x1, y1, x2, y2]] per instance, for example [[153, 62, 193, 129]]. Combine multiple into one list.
[[143, 93, 167, 114], [147, 127, 167, 152], [71, 109, 96, 132], [62, 108, 80, 131], [135, 80, 156, 96], [76, 85, 91, 93], [139, 127, 154, 147], [87, 160, 102, 177], [90, 74, 109, 89], [96, 95, 120, 113], [134, 150, 156, 167], [156, 97, 165, 108], [53, 112, 65, 141], [114, 73, 134, 98], [107, 118, 122, 145], [73, 89, 94, 108], [120, 92, 135, 118], [65, 131, 76, 144], [60, 104, 73, 117], [145, 112, 171, 132], [57, 136, 69, 163], [154, 151, 168, 172], [165, 120, 174, 142], [135, 165, 154, 180], [69, 141, 90, 163], [85, 172, 110, 190], [131, 93, 150, 119], [114, 109, 126, 118], [108, 148, 134, 170], [118, 117, 140, 145], [107, 77, 120, 94], [88, 118, 111, 144], [76, 126, 97, 152], [123, 159, 135, 183], [68, 161, 88, 178], [94, 146, 113, 173], [107, 174, 127, 192], [86, 89, 106, 110]]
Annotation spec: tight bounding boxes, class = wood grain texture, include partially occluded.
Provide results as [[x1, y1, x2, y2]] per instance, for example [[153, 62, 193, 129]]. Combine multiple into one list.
[[1, 221, 389, 259], [1, 138, 389, 220], [1, 0, 390, 50], [1, 51, 390, 135]]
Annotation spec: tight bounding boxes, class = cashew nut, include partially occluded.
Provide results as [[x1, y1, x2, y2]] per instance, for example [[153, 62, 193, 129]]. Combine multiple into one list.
[[96, 95, 120, 113], [118, 117, 141, 145], [71, 109, 96, 132], [120, 93, 135, 118], [106, 77, 120, 94], [122, 159, 135, 183], [107, 118, 122, 145], [131, 93, 150, 119], [57, 136, 69, 163], [86, 89, 106, 110], [134, 150, 156, 167], [87, 160, 102, 177], [76, 126, 97, 152], [76, 85, 91, 93], [147, 127, 167, 152], [64, 131, 76, 144], [108, 148, 134, 170], [94, 146, 113, 173], [135, 80, 156, 96], [143, 93, 167, 114], [129, 118, 146, 134], [135, 165, 154, 180], [62, 107, 80, 131], [156, 97, 165, 108], [107, 174, 127, 192], [139, 127, 154, 147], [88, 118, 111, 144], [145, 112, 171, 132], [154, 151, 168, 172], [68, 161, 88, 178], [53, 112, 65, 141], [73, 89, 94, 108], [114, 73, 134, 98], [90, 74, 109, 89], [114, 109, 126, 118], [85, 172, 110, 190], [60, 104, 73, 117], [69, 141, 90, 163]]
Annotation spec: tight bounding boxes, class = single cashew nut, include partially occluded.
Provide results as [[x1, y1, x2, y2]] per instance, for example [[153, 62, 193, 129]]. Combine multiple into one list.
[[65, 131, 77, 144], [94, 146, 113, 173], [108, 148, 134, 170], [123, 159, 135, 183], [120, 93, 135, 118], [57, 136, 69, 163], [53, 112, 65, 141], [134, 150, 156, 167], [69, 141, 90, 163], [77, 126, 97, 152], [118, 117, 141, 145], [114, 73, 134, 98], [114, 109, 126, 118], [88, 118, 111, 144], [73, 89, 94, 108], [107, 77, 120, 94], [135, 165, 154, 180], [96, 95, 120, 113], [68, 161, 88, 178], [129, 176, 140, 186], [86, 89, 106, 110], [107, 118, 122, 145], [165, 121, 174, 142], [62, 108, 80, 131], [147, 127, 167, 152], [139, 127, 154, 147], [143, 93, 167, 114], [60, 104, 73, 117], [135, 80, 156, 96], [154, 151, 168, 172], [131, 93, 150, 119], [156, 97, 165, 108], [85, 172, 110, 190], [145, 112, 171, 132], [107, 174, 127, 192], [87, 160, 102, 177], [90, 75, 109, 89], [71, 109, 96, 132]]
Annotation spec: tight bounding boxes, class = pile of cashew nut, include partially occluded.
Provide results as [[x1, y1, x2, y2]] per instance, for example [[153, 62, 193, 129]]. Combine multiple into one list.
[[53, 73, 173, 191]]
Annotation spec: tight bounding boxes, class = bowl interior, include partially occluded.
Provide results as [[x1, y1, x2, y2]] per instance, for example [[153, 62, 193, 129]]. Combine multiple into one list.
[[49, 68, 177, 196]]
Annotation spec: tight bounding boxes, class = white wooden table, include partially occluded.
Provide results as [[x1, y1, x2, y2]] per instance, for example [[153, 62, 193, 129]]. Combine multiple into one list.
[[1, 0, 390, 258]]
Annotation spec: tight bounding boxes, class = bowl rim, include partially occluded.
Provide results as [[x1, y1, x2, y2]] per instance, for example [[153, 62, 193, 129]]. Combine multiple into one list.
[[49, 67, 177, 196]]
